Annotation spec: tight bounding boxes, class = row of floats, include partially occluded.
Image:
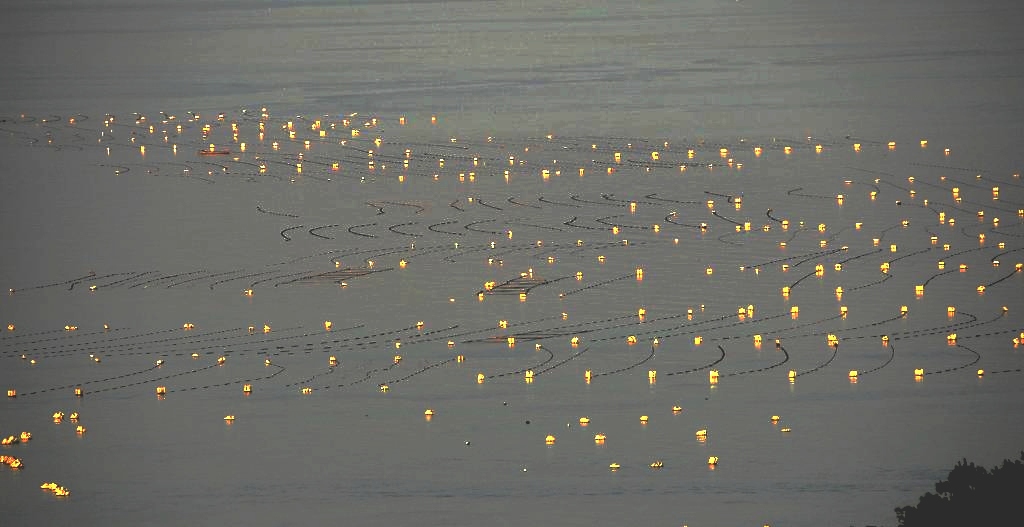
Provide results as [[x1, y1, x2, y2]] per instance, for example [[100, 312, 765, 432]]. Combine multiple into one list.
[[10, 324, 1018, 400]]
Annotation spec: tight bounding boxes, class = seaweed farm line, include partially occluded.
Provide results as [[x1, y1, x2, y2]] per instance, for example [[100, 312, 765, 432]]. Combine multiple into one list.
[[1, 108, 1022, 527]]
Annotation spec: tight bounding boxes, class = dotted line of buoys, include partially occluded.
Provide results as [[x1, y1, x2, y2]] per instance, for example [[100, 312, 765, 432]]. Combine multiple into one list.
[[926, 344, 981, 375], [308, 225, 339, 239], [249, 269, 312, 288], [594, 214, 656, 231], [166, 269, 246, 288], [167, 363, 286, 394], [507, 196, 542, 209], [570, 194, 621, 208], [426, 220, 464, 236], [722, 345, 790, 377], [645, 193, 701, 206], [534, 346, 589, 376], [8, 271, 97, 294], [93, 270, 155, 289], [474, 198, 503, 211], [208, 270, 278, 290], [462, 219, 502, 235], [127, 270, 205, 289], [346, 222, 378, 237], [563, 216, 604, 230], [387, 222, 422, 237], [857, 344, 896, 376], [538, 195, 581, 208], [593, 344, 656, 377], [489, 347, 555, 379], [663, 345, 726, 376], [790, 344, 839, 378], [18, 365, 160, 396], [280, 225, 305, 241], [384, 356, 458, 387], [560, 273, 633, 297], [507, 218, 566, 233]]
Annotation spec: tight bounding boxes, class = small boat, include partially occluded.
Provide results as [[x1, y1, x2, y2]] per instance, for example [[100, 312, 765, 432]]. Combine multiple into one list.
[[199, 148, 231, 156]]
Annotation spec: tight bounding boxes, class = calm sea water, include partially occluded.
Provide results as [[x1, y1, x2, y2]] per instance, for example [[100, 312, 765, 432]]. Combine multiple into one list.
[[2, 1, 1023, 526]]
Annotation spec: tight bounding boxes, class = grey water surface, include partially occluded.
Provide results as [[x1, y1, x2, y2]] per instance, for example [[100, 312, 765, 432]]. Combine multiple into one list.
[[1, 1, 1023, 526]]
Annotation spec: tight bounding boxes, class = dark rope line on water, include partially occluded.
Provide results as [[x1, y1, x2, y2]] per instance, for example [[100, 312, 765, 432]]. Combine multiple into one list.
[[663, 345, 726, 376], [722, 344, 790, 377]]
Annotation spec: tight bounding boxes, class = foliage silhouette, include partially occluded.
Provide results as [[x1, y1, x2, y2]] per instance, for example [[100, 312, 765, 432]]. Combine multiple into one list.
[[895, 451, 1024, 526]]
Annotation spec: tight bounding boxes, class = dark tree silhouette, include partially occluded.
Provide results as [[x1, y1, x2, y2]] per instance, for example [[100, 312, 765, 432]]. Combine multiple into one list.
[[895, 451, 1024, 526]]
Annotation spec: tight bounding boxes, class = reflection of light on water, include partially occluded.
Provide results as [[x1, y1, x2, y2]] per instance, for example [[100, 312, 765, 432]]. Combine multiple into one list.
[[1, 95, 1022, 527]]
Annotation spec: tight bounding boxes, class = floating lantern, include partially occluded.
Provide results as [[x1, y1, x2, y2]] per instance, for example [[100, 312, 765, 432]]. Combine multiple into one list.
[[707, 456, 719, 466], [609, 462, 620, 471], [156, 386, 167, 395], [790, 306, 799, 318], [524, 370, 534, 382], [977, 369, 985, 377], [788, 370, 797, 381], [379, 384, 389, 393], [648, 370, 657, 383], [6, 389, 15, 398], [74, 386, 83, 397], [900, 305, 909, 316], [243, 384, 252, 394], [584, 370, 592, 382], [709, 370, 720, 384], [673, 406, 683, 413], [545, 434, 556, 445], [914, 368, 924, 378], [771, 415, 780, 423], [849, 370, 858, 380], [640, 415, 649, 424], [579, 417, 590, 426]]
